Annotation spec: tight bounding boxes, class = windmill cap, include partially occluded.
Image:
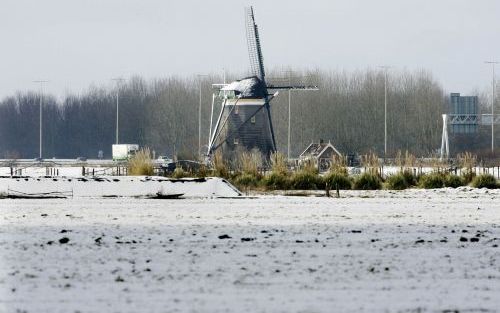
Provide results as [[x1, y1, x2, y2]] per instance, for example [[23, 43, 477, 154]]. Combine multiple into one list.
[[221, 76, 267, 98]]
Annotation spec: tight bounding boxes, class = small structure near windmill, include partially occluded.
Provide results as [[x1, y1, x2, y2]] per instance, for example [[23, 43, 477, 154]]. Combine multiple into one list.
[[207, 7, 317, 161], [299, 140, 342, 172]]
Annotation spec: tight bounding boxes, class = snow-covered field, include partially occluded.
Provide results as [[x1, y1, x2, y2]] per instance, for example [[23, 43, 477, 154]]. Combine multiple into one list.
[[1, 190, 500, 312]]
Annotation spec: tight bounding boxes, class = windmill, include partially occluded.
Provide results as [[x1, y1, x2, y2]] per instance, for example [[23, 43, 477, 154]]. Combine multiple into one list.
[[207, 6, 318, 160]]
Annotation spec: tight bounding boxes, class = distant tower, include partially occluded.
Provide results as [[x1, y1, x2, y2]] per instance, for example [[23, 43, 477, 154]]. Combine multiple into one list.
[[449, 93, 478, 134], [440, 93, 479, 160]]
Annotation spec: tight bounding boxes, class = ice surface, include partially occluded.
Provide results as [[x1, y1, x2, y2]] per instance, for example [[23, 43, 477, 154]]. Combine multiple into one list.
[[1, 190, 500, 312]]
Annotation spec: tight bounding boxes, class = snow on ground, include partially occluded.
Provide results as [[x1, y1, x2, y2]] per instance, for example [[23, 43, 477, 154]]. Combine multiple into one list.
[[1, 190, 500, 312]]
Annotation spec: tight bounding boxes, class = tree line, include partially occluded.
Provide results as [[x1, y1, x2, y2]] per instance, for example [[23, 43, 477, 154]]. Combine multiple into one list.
[[0, 69, 493, 160]]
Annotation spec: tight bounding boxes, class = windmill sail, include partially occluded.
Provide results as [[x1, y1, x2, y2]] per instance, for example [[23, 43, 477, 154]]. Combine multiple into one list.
[[245, 6, 266, 85]]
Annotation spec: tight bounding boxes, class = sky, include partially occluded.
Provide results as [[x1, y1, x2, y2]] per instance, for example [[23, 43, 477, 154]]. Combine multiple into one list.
[[0, 0, 499, 99]]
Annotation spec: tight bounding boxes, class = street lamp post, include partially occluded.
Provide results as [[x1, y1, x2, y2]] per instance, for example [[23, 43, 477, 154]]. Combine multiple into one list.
[[288, 73, 292, 160], [485, 61, 499, 154], [379, 66, 391, 159], [197, 74, 209, 159], [111, 78, 125, 145], [33, 80, 48, 159]]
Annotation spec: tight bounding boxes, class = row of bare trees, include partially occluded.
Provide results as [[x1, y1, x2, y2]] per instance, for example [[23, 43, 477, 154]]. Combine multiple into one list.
[[0, 69, 493, 159]]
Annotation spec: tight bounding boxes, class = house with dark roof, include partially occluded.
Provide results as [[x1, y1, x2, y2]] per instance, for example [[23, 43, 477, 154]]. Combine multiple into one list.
[[299, 140, 342, 172]]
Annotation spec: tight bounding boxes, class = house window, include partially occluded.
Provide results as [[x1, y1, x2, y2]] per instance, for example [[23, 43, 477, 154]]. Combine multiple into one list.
[[234, 138, 239, 145], [251, 116, 256, 124]]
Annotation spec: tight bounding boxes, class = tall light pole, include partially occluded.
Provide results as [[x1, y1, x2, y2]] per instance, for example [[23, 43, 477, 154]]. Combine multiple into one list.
[[111, 78, 125, 144], [288, 72, 292, 159], [485, 61, 499, 154], [197, 74, 209, 159], [379, 66, 391, 158], [34, 80, 48, 159]]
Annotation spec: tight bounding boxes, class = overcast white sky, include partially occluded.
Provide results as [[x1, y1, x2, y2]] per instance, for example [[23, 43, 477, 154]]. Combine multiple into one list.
[[0, 0, 499, 99]]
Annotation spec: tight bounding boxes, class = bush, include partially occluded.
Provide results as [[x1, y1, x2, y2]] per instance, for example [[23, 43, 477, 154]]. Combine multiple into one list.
[[385, 172, 409, 190], [291, 171, 323, 190], [461, 170, 476, 184], [418, 172, 445, 189], [128, 148, 154, 176], [471, 174, 497, 189], [263, 172, 290, 190], [233, 173, 260, 188], [353, 172, 381, 190], [323, 172, 352, 190], [401, 170, 417, 186], [444, 174, 464, 188]]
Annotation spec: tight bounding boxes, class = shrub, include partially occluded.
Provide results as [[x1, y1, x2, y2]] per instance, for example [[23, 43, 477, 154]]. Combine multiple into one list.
[[444, 174, 464, 188], [233, 173, 260, 188], [471, 174, 498, 189], [418, 172, 445, 189], [353, 172, 381, 190], [128, 148, 154, 176], [263, 172, 290, 190], [401, 170, 417, 186], [291, 171, 323, 190], [323, 172, 352, 190], [385, 172, 409, 190], [461, 170, 476, 184]]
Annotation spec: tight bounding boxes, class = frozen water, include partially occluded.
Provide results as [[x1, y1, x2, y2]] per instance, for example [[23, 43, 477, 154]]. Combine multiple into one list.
[[1, 190, 500, 312]]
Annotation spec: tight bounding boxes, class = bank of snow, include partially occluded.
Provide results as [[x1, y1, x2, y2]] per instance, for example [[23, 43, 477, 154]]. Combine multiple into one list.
[[0, 176, 240, 198]]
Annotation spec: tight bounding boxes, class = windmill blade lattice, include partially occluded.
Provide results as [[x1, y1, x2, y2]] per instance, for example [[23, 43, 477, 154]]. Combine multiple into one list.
[[245, 6, 266, 84]]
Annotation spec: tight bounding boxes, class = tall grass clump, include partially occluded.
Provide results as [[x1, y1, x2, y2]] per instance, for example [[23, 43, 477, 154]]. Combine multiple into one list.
[[471, 174, 497, 189], [233, 173, 260, 189], [353, 172, 382, 190], [232, 149, 263, 189], [290, 160, 323, 190], [361, 152, 381, 176], [212, 150, 229, 178], [128, 147, 154, 176], [171, 167, 188, 178], [238, 149, 262, 177], [444, 174, 464, 188], [324, 155, 351, 190], [263, 152, 290, 190], [418, 172, 445, 189], [457, 152, 476, 184], [385, 172, 409, 190], [324, 172, 352, 190], [386, 169, 417, 190]]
